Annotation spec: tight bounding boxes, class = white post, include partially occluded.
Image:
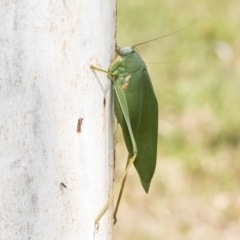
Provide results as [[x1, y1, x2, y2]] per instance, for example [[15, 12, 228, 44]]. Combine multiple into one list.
[[0, 1, 116, 239]]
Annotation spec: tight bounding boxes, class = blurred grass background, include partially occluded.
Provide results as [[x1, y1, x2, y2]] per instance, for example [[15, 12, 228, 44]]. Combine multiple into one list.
[[113, 0, 240, 239]]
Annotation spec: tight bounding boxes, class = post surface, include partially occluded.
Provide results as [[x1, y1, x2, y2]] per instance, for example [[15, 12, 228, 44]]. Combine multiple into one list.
[[0, 1, 116, 239]]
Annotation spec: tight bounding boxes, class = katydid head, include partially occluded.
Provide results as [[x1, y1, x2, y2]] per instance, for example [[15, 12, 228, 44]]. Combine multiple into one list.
[[117, 46, 135, 57]]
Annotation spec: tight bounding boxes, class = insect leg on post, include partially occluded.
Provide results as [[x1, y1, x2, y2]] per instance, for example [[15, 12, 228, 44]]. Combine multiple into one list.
[[91, 64, 138, 230], [94, 153, 137, 230], [90, 65, 114, 77], [113, 155, 130, 224]]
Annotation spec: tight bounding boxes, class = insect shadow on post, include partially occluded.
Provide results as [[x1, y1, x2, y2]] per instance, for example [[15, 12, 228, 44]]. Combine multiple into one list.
[[91, 27, 188, 230]]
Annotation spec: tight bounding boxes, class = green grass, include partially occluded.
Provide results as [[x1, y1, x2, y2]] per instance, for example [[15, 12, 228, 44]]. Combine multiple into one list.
[[114, 0, 240, 239]]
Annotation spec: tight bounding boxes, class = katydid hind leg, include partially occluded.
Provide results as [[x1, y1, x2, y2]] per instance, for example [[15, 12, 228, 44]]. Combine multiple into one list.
[[113, 155, 130, 224], [91, 61, 139, 228], [95, 153, 137, 229]]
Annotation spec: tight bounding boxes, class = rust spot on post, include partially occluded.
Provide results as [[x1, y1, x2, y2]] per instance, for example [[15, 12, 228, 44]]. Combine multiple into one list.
[[77, 118, 84, 133]]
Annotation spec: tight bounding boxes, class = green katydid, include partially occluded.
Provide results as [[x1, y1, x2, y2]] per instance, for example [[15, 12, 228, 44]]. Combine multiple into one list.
[[91, 28, 187, 229]]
